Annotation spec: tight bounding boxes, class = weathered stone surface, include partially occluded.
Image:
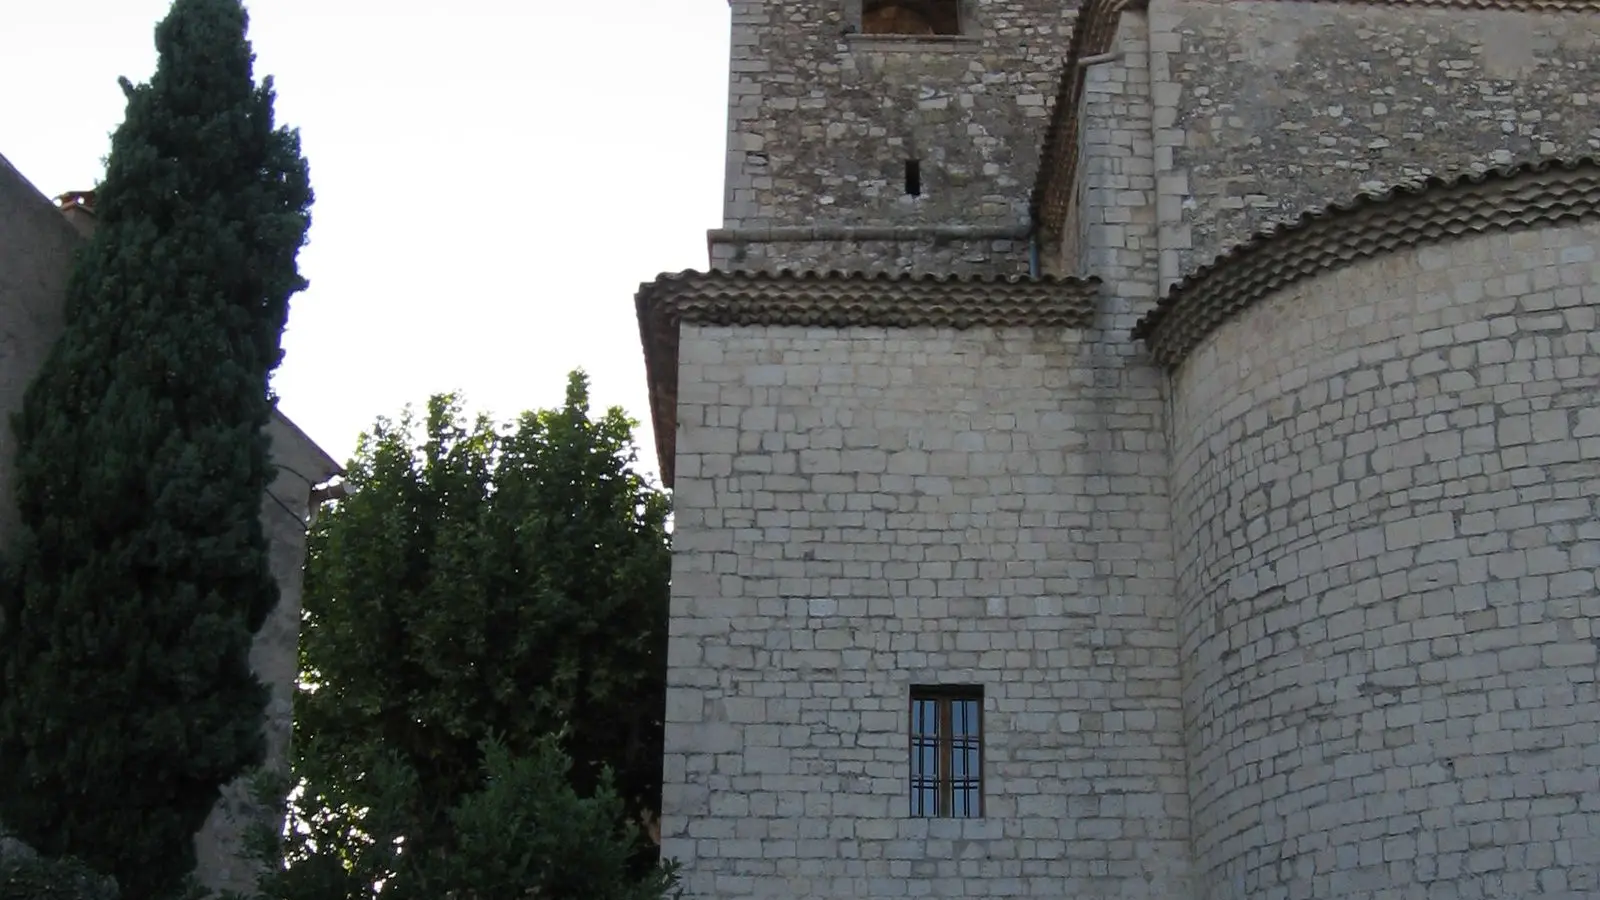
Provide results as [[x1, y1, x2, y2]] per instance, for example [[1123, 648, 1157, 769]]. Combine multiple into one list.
[[1162, 0, 1600, 271], [718, 0, 1077, 274], [663, 322, 1189, 899], [1033, 0, 1132, 261], [1170, 220, 1600, 899], [635, 268, 1103, 486], [655, 2, 1600, 899]]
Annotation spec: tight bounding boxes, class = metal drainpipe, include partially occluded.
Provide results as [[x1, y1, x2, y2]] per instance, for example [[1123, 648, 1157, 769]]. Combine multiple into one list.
[[1028, 232, 1041, 278]]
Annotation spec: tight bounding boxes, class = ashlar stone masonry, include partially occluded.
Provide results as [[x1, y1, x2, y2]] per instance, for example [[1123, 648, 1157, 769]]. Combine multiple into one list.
[[665, 323, 1188, 895], [637, 0, 1600, 898]]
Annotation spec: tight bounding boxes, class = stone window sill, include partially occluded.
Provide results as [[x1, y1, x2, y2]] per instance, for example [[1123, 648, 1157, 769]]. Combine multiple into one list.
[[843, 33, 983, 52]]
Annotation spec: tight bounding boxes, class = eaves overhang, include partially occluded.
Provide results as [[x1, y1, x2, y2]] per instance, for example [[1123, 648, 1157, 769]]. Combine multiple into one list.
[[635, 268, 1102, 487], [1132, 156, 1600, 369]]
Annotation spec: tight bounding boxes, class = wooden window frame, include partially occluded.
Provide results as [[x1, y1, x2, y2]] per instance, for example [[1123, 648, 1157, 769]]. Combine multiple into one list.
[[908, 685, 984, 818]]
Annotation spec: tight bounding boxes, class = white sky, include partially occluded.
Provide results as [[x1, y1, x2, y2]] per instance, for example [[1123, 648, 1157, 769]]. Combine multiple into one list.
[[0, 0, 732, 482]]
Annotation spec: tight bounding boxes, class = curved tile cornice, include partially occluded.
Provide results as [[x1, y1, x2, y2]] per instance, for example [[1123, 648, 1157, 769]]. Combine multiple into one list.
[[1132, 157, 1600, 369], [635, 269, 1101, 487], [638, 268, 1100, 330]]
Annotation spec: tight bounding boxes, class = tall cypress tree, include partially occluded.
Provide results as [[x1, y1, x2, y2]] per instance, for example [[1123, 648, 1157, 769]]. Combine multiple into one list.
[[0, 1, 312, 896]]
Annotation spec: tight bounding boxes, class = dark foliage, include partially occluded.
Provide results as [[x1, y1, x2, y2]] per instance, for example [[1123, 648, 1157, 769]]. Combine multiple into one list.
[[0, 0, 313, 896], [0, 839, 117, 900], [258, 737, 678, 900], [273, 374, 673, 898]]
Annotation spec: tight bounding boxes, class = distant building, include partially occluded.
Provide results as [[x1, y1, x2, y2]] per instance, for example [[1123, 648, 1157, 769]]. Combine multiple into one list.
[[635, 0, 1600, 897], [0, 151, 341, 895]]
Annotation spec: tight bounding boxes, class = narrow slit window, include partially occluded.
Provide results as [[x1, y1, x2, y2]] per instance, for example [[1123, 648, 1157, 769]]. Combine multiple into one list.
[[909, 685, 983, 818], [862, 0, 962, 37], [905, 159, 922, 197]]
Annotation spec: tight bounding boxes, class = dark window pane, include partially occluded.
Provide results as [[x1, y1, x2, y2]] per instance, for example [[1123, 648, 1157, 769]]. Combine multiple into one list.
[[953, 699, 979, 736], [909, 689, 982, 819], [954, 784, 978, 817], [913, 699, 938, 737]]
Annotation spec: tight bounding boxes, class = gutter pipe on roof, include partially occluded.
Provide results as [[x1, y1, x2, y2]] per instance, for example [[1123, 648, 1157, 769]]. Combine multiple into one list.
[[1076, 50, 1124, 68]]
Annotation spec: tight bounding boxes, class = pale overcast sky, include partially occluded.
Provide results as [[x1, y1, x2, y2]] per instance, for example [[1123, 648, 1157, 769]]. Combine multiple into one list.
[[0, 0, 731, 481]]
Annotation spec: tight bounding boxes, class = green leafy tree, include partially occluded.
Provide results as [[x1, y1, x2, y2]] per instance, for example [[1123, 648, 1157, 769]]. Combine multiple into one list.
[[0, 0, 312, 896], [258, 738, 677, 900], [0, 837, 117, 900], [273, 373, 672, 898], [0, 856, 117, 900]]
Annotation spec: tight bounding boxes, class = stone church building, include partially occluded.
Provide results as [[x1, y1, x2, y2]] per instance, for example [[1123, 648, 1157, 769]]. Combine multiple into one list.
[[635, 0, 1600, 897]]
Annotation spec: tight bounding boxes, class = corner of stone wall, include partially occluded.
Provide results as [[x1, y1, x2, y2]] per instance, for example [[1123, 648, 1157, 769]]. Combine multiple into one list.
[[1080, 8, 1159, 330], [1061, 10, 1193, 891], [1147, 0, 1189, 296], [722, 0, 769, 228]]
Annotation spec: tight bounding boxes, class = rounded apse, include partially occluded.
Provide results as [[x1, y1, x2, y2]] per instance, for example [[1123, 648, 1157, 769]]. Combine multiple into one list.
[[1151, 169, 1600, 899]]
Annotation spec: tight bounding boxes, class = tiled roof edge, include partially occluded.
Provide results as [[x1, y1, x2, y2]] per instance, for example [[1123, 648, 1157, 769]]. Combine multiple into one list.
[[636, 288, 682, 488], [635, 270, 1104, 487], [639, 269, 1101, 330], [1131, 157, 1600, 369], [1030, 0, 1127, 242]]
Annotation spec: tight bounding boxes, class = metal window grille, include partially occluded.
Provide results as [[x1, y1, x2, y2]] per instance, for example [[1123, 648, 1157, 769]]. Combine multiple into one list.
[[909, 686, 983, 817]]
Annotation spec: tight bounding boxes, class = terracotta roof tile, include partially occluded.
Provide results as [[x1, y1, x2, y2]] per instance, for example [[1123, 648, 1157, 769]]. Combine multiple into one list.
[[639, 268, 1100, 328], [1132, 157, 1600, 368]]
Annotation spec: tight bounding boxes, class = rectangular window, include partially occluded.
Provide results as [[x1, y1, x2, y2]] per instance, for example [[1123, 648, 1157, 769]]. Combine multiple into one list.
[[904, 159, 922, 197], [862, 0, 962, 37], [909, 685, 983, 817]]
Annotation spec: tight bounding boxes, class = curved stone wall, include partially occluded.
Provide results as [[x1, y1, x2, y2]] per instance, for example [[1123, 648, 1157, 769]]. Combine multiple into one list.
[[1169, 220, 1600, 899]]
